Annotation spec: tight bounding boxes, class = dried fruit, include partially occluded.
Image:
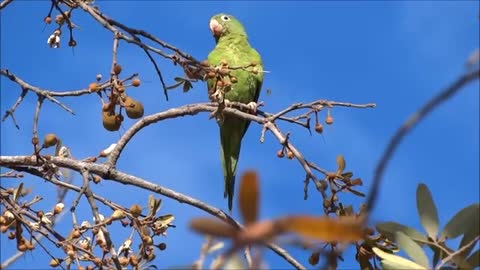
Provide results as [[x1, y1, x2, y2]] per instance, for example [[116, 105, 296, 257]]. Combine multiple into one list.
[[315, 123, 323, 133], [207, 71, 216, 78], [130, 204, 142, 218], [88, 82, 99, 92], [158, 242, 167, 250], [276, 149, 284, 158], [131, 78, 140, 87], [325, 115, 334, 125], [68, 39, 77, 47], [113, 64, 122, 75], [102, 111, 121, 132], [43, 133, 58, 148], [124, 97, 144, 119]]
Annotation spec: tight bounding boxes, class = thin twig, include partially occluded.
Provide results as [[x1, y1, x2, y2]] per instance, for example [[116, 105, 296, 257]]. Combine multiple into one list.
[[365, 69, 480, 214]]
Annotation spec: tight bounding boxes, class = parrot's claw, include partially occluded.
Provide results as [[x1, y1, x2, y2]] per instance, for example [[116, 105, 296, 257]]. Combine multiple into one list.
[[247, 102, 258, 114]]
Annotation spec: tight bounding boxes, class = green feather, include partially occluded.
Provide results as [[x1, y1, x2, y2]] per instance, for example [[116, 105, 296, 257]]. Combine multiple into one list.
[[207, 13, 263, 211]]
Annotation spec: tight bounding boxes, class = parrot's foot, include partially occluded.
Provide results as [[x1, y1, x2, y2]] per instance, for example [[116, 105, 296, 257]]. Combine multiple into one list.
[[247, 102, 258, 114]]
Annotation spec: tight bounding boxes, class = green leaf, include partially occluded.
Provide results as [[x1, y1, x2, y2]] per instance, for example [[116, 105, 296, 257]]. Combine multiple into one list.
[[395, 231, 430, 268], [174, 77, 185, 82], [373, 247, 427, 270], [416, 183, 439, 239], [456, 211, 480, 260], [376, 222, 428, 243], [466, 249, 480, 269], [440, 203, 480, 241], [431, 245, 444, 268]]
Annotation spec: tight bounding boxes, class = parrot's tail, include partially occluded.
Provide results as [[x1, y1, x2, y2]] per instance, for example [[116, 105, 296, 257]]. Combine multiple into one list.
[[219, 118, 245, 212]]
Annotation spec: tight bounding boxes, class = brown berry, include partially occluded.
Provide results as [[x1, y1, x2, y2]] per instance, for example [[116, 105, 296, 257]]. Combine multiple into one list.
[[207, 71, 216, 78], [44, 16, 52, 24], [68, 39, 77, 47], [308, 252, 320, 266], [89, 82, 99, 92], [287, 150, 294, 159], [132, 78, 141, 87], [31, 136, 39, 146], [43, 133, 58, 148], [113, 64, 122, 75], [102, 111, 121, 132], [124, 97, 144, 119], [158, 242, 167, 250], [17, 243, 28, 252], [315, 123, 323, 133], [325, 115, 334, 125], [276, 149, 284, 158], [130, 204, 142, 218]]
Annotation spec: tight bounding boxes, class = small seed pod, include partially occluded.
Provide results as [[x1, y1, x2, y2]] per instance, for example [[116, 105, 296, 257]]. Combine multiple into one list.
[[119, 257, 129, 267], [49, 258, 63, 267], [43, 133, 58, 148], [252, 67, 259, 74], [130, 204, 142, 218], [44, 16, 52, 24], [132, 78, 141, 87], [102, 111, 121, 132], [287, 150, 294, 159], [31, 136, 39, 146], [207, 71, 216, 78], [216, 80, 224, 88], [113, 63, 122, 75], [158, 242, 167, 250], [68, 39, 77, 47], [230, 76, 238, 83], [325, 115, 334, 125], [55, 14, 65, 25], [129, 255, 139, 266], [314, 123, 323, 134], [54, 203, 65, 215], [89, 82, 99, 92], [308, 251, 320, 266], [276, 149, 284, 158], [124, 97, 144, 119]]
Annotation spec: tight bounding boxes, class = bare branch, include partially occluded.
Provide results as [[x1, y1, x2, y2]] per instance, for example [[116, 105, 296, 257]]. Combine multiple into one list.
[[0, 155, 306, 270], [366, 68, 480, 214], [0, 0, 14, 10]]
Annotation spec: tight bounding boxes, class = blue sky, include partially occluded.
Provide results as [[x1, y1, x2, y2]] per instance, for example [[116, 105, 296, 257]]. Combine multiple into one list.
[[1, 1, 479, 269]]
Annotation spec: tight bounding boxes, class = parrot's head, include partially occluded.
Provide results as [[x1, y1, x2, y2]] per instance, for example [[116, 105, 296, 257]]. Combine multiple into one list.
[[209, 13, 247, 42]]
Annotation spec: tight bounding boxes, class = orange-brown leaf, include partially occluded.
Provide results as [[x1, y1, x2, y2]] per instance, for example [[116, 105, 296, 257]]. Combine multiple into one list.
[[235, 220, 282, 247], [190, 218, 236, 238], [238, 170, 259, 225], [278, 215, 364, 242]]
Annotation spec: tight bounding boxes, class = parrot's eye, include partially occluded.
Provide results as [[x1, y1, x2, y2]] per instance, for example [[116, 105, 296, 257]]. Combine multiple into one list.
[[221, 15, 230, 21]]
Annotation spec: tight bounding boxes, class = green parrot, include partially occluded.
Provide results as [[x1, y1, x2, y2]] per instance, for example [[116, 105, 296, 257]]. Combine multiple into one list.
[[207, 13, 264, 211]]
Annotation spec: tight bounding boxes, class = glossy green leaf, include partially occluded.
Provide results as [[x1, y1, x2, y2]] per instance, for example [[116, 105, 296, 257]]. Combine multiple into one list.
[[440, 203, 479, 241], [376, 222, 428, 243], [416, 183, 439, 239], [373, 247, 427, 270], [395, 231, 429, 268]]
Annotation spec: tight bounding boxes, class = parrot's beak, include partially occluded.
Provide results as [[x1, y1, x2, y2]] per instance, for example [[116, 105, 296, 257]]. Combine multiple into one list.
[[209, 19, 223, 37]]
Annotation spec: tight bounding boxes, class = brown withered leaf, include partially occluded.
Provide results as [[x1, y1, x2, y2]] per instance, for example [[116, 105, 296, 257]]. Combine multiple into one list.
[[278, 215, 364, 243], [234, 220, 282, 247], [190, 218, 236, 238], [239, 170, 259, 225], [336, 155, 346, 175]]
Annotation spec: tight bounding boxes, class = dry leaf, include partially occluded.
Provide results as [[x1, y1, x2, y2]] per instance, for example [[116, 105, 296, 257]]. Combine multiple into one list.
[[278, 215, 364, 242], [239, 170, 259, 225], [190, 218, 236, 238]]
